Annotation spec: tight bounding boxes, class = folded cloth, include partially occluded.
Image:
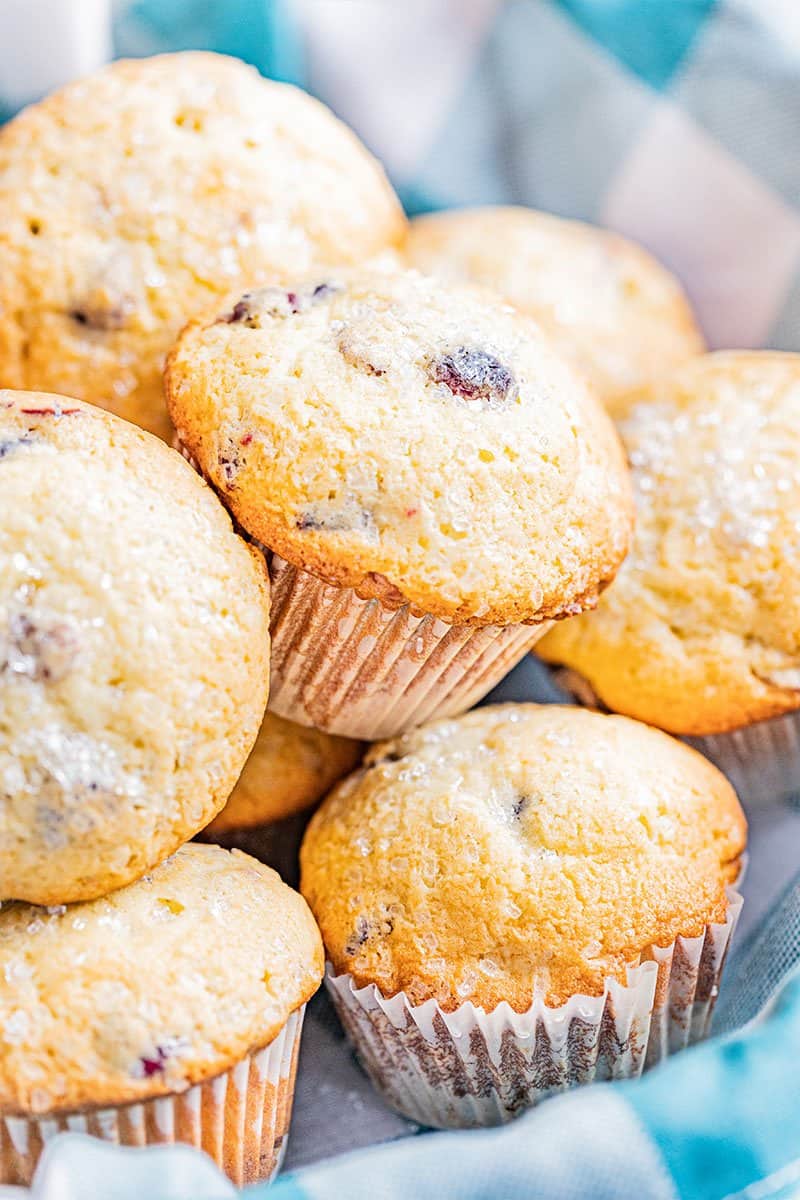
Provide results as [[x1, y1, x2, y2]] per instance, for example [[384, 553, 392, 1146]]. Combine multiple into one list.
[[10, 884, 800, 1200], [266, 948, 800, 1200]]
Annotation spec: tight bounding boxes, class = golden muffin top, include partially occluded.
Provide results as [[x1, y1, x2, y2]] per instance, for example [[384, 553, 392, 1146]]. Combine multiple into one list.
[[206, 711, 362, 834], [166, 266, 633, 626], [0, 52, 405, 440], [0, 845, 322, 1114], [539, 352, 800, 735], [0, 391, 270, 905], [301, 704, 745, 1011]]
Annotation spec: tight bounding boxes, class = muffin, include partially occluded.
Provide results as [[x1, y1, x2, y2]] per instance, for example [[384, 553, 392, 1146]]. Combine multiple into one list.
[[0, 52, 405, 441], [301, 704, 745, 1127], [0, 844, 323, 1186], [404, 206, 704, 414], [200, 711, 362, 882], [538, 352, 800, 804], [0, 391, 270, 905], [166, 266, 633, 739]]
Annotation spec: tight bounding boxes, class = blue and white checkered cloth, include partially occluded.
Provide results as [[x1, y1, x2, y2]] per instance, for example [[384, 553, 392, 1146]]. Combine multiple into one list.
[[5, 2, 800, 1197], [112, 0, 800, 358]]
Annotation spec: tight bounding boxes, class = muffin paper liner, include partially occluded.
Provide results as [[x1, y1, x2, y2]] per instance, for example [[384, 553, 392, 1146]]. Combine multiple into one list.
[[0, 1006, 305, 1188], [686, 712, 800, 807], [267, 555, 550, 740], [544, 666, 800, 807], [325, 888, 743, 1129]]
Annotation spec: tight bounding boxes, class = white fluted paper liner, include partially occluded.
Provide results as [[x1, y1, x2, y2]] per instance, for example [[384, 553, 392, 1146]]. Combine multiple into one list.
[[0, 1006, 305, 1188], [325, 888, 742, 1129], [686, 712, 800, 807], [543, 666, 800, 808], [268, 554, 550, 740]]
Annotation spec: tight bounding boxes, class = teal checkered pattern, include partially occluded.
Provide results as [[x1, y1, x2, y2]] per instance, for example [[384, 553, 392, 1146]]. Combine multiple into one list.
[[118, 1, 800, 356]]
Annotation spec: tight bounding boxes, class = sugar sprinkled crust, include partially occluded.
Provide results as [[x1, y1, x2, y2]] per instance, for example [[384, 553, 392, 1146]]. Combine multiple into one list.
[[301, 704, 746, 1011], [404, 206, 704, 414], [166, 267, 633, 626], [0, 52, 405, 441], [539, 352, 800, 734], [0, 391, 270, 904], [205, 711, 362, 834], [0, 845, 323, 1114]]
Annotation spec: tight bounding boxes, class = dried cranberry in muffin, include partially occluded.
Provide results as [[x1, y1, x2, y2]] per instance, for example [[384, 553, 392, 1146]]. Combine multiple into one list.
[[0, 390, 270, 905], [167, 266, 631, 738], [0, 845, 323, 1186], [428, 346, 515, 408]]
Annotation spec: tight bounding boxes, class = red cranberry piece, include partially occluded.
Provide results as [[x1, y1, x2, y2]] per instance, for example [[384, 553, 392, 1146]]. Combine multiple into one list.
[[429, 347, 515, 408], [136, 1037, 188, 1079], [295, 505, 375, 535], [222, 282, 339, 326], [140, 1052, 166, 1078], [218, 448, 241, 488], [227, 298, 254, 324], [4, 612, 80, 682], [216, 431, 253, 490]]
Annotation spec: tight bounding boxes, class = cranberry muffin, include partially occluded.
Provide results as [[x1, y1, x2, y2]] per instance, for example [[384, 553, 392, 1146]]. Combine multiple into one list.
[[0, 53, 405, 439], [539, 352, 800, 804], [166, 266, 633, 738], [0, 844, 323, 1185], [0, 391, 270, 904], [302, 704, 745, 1126]]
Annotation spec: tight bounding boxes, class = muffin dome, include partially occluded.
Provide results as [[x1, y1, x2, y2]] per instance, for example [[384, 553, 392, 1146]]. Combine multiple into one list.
[[404, 206, 703, 413], [0, 52, 405, 440], [539, 352, 800, 735], [0, 392, 270, 905], [301, 704, 746, 1010], [166, 266, 633, 626], [205, 711, 362, 835], [0, 845, 322, 1113]]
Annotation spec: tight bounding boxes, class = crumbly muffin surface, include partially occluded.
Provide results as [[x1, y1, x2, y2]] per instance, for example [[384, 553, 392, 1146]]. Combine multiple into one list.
[[0, 845, 323, 1113], [0, 52, 405, 440], [404, 207, 704, 414], [205, 711, 362, 834], [539, 352, 800, 734], [0, 391, 270, 904], [301, 704, 745, 1010], [167, 267, 633, 625]]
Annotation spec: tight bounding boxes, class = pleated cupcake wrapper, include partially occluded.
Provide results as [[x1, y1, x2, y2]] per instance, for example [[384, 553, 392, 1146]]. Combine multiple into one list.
[[267, 554, 550, 740], [546, 666, 800, 808], [325, 888, 742, 1129], [173, 438, 549, 740], [686, 712, 800, 807], [0, 1005, 305, 1188]]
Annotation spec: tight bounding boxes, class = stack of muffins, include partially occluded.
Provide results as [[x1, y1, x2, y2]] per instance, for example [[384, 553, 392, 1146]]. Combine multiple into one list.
[[6, 48, 791, 1183]]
